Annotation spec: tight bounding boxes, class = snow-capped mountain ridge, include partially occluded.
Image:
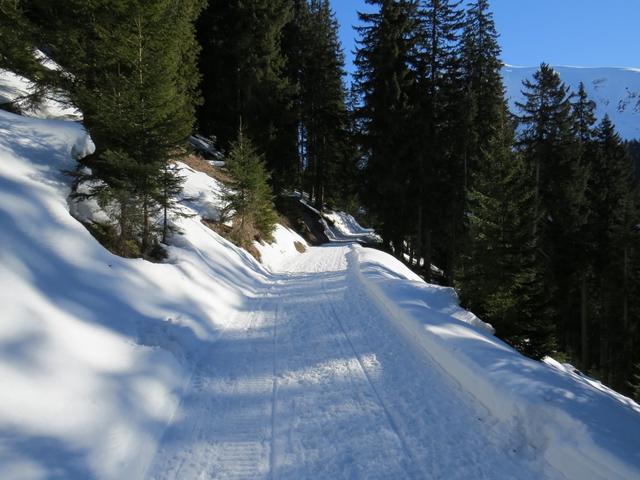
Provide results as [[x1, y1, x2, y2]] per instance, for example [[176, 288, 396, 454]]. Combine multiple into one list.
[[503, 65, 640, 139]]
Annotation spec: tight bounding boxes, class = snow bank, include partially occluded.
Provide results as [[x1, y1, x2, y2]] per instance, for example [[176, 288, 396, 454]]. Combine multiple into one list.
[[323, 211, 374, 237], [348, 244, 640, 480], [256, 224, 308, 272], [0, 108, 305, 479], [320, 210, 381, 244]]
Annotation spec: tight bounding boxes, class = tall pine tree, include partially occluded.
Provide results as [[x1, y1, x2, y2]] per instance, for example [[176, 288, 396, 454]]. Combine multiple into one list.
[[355, 0, 419, 255], [414, 0, 465, 282], [197, 0, 297, 191], [517, 64, 588, 358]]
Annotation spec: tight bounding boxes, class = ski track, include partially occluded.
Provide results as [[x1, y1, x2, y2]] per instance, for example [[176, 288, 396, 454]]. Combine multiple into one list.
[[146, 244, 564, 480]]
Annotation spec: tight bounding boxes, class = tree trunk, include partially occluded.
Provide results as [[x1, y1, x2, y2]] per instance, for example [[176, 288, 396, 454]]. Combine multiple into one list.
[[580, 271, 589, 370]]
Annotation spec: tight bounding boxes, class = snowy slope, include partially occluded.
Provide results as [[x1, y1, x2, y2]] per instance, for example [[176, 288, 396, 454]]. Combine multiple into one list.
[[0, 109, 306, 479], [0, 69, 80, 121], [298, 196, 382, 244], [351, 245, 640, 479], [503, 65, 640, 139]]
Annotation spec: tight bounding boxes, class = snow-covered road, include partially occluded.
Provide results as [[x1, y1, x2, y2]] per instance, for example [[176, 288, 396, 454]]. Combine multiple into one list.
[[145, 245, 562, 480]]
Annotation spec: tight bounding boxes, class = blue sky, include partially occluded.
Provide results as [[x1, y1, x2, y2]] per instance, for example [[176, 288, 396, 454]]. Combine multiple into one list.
[[331, 0, 640, 76]]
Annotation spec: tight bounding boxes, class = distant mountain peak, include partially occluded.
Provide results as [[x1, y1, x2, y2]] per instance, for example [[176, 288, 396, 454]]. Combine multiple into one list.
[[503, 65, 640, 139]]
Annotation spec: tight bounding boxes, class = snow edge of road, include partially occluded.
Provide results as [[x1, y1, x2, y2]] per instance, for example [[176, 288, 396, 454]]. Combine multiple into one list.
[[347, 244, 640, 480]]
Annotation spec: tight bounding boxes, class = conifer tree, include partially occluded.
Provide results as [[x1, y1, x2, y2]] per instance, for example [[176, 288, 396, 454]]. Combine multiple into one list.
[[459, 105, 556, 358], [517, 64, 588, 356], [0, 0, 41, 79], [29, 0, 205, 257], [571, 81, 598, 369], [223, 127, 278, 245], [283, 0, 312, 189], [296, 0, 351, 209], [197, 0, 297, 191], [589, 115, 640, 384], [457, 0, 515, 285], [414, 0, 466, 282], [631, 364, 640, 402], [460, 0, 505, 191], [355, 0, 419, 256]]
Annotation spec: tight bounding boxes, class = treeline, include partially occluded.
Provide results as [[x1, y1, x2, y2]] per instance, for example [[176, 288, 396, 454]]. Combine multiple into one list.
[[355, 0, 640, 395], [196, 0, 358, 209], [1, 0, 357, 256]]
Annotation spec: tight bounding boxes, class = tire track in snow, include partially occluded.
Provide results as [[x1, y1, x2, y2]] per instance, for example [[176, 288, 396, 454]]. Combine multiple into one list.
[[270, 300, 280, 480], [318, 271, 426, 479], [146, 291, 277, 480]]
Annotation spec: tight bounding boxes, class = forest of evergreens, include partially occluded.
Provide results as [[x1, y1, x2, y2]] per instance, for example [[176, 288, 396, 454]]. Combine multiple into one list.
[[1, 0, 639, 398]]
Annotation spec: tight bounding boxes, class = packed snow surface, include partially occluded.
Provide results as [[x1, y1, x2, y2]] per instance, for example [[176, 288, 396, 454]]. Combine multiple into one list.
[[503, 65, 640, 139], [1, 103, 640, 478]]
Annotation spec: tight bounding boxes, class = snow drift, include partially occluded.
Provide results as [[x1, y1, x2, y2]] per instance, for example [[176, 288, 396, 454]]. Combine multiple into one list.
[[348, 244, 640, 480]]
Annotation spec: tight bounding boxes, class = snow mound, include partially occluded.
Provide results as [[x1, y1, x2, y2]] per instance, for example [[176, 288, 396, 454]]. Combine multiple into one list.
[[256, 224, 309, 272], [297, 196, 381, 244], [349, 243, 640, 480]]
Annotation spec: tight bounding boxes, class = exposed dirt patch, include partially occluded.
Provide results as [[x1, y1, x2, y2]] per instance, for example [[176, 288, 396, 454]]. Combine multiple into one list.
[[182, 153, 234, 185], [201, 218, 262, 263]]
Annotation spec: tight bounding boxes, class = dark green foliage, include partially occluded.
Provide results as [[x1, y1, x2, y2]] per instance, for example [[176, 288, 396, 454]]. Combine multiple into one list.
[[27, 0, 204, 257], [512, 65, 640, 389], [461, 0, 505, 189], [0, 1, 48, 109], [223, 128, 278, 246], [413, 0, 466, 282], [0, 0, 40, 76], [631, 365, 640, 402], [586, 116, 640, 385], [292, 0, 353, 210], [459, 124, 556, 357], [516, 64, 589, 358], [626, 140, 640, 182], [197, 0, 297, 191], [355, 0, 419, 256]]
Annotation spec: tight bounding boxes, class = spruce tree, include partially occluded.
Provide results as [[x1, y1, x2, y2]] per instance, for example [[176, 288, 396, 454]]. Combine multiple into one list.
[[631, 364, 640, 402], [29, 0, 205, 257], [571, 81, 597, 369], [517, 64, 588, 357], [414, 0, 466, 283], [458, 101, 556, 358], [197, 0, 297, 191], [355, 0, 419, 257], [223, 127, 278, 245], [296, 0, 351, 210], [0, 0, 41, 80], [589, 116, 640, 385], [461, 0, 507, 192], [457, 0, 513, 285]]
